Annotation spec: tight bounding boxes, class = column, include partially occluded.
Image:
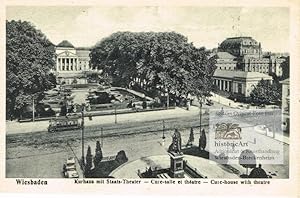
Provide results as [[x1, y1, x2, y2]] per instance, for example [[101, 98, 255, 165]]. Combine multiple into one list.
[[56, 58, 59, 71], [73, 58, 75, 71], [70, 58, 73, 71], [76, 58, 78, 71], [64, 58, 67, 71], [226, 81, 229, 91], [61, 58, 64, 71]]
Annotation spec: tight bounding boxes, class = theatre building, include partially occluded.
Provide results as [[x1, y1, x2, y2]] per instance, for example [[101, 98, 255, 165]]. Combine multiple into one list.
[[217, 37, 287, 77], [213, 69, 273, 97], [55, 40, 94, 84]]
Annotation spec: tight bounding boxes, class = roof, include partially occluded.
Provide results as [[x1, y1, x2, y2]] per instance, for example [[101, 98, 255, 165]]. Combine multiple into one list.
[[57, 40, 75, 48], [219, 37, 259, 49], [216, 52, 236, 59], [76, 49, 90, 57], [76, 47, 91, 50], [213, 69, 272, 80]]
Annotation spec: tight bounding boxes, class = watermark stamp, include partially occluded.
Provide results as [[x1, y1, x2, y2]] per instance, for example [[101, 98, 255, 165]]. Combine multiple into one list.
[[209, 109, 284, 165]]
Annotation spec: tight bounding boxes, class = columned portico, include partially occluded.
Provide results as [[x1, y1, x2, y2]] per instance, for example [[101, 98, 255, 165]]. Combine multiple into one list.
[[55, 40, 93, 85], [57, 57, 81, 72]]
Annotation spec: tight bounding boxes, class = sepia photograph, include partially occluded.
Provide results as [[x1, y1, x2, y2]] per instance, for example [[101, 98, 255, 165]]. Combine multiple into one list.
[[4, 5, 292, 181]]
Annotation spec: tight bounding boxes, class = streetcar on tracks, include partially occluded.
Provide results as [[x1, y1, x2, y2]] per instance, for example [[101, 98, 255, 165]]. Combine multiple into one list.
[[48, 115, 82, 133]]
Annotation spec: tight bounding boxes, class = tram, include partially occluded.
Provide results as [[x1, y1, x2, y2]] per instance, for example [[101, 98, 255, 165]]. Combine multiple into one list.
[[48, 115, 82, 133]]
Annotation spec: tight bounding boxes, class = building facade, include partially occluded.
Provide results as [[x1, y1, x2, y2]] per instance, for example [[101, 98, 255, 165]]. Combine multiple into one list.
[[218, 37, 262, 58], [240, 56, 285, 77], [213, 70, 273, 97], [55, 40, 93, 84], [216, 37, 287, 77], [280, 78, 290, 132], [215, 52, 237, 70]]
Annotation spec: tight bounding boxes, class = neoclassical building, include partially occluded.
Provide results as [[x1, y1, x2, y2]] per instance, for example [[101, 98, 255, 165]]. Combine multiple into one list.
[[216, 37, 287, 77], [218, 36, 262, 58], [214, 52, 237, 70], [213, 69, 273, 97], [55, 40, 93, 84]]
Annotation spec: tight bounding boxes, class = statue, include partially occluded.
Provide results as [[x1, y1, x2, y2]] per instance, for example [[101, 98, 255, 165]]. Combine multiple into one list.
[[168, 129, 182, 153]]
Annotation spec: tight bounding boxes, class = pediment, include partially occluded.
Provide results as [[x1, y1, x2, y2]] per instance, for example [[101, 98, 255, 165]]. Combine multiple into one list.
[[57, 51, 77, 57]]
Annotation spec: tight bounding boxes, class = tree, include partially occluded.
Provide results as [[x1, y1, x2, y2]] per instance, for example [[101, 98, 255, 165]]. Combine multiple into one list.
[[90, 32, 216, 101], [94, 141, 103, 166], [281, 56, 289, 79], [239, 149, 256, 175], [85, 145, 93, 173], [199, 129, 207, 150], [6, 20, 56, 119], [250, 79, 281, 105], [187, 127, 194, 146]]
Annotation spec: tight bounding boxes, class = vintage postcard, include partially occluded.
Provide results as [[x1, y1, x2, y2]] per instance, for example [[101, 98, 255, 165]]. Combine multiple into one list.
[[0, 0, 299, 197]]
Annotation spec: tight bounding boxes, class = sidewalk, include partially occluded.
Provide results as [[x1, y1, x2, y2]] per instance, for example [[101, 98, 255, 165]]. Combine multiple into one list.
[[254, 125, 289, 145], [6, 106, 200, 135]]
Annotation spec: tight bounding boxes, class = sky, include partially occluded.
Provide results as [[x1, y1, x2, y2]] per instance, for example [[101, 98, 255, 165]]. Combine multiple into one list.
[[6, 6, 289, 52]]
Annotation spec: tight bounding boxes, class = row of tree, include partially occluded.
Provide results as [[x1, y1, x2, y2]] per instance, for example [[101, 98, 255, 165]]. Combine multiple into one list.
[[90, 31, 217, 101], [250, 79, 282, 105], [6, 20, 56, 119], [6, 20, 284, 119]]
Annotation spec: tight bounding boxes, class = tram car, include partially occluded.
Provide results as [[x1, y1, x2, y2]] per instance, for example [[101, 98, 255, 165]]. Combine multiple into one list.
[[48, 115, 82, 133]]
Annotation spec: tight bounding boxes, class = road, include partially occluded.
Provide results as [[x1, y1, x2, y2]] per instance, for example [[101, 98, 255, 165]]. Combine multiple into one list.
[[6, 106, 204, 134], [6, 103, 289, 178]]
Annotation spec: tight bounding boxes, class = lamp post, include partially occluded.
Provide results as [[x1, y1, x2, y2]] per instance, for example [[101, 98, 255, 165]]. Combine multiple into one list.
[[115, 105, 117, 124], [199, 96, 204, 149], [111, 100, 119, 124], [162, 120, 166, 146], [81, 103, 85, 170], [101, 127, 103, 148], [32, 97, 35, 122]]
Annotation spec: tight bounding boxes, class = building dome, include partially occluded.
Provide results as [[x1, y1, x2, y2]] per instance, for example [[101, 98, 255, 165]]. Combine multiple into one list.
[[218, 37, 261, 58], [57, 40, 74, 48], [219, 37, 259, 49]]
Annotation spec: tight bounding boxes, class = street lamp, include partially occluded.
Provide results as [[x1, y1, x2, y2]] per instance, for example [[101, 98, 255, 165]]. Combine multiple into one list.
[[111, 100, 119, 124], [162, 120, 166, 145], [198, 96, 205, 148], [81, 103, 85, 170], [32, 96, 35, 122]]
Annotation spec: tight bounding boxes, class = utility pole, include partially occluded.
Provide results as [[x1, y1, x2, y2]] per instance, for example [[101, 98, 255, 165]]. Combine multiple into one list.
[[166, 92, 169, 109], [101, 127, 103, 148], [199, 98, 203, 134], [81, 104, 85, 171], [162, 120, 166, 146], [32, 97, 35, 122], [199, 97, 203, 149], [114, 105, 117, 124]]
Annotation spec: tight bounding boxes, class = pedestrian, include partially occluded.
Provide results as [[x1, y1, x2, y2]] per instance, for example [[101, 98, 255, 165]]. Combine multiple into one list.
[[186, 99, 190, 110]]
